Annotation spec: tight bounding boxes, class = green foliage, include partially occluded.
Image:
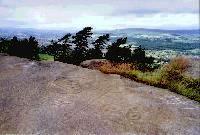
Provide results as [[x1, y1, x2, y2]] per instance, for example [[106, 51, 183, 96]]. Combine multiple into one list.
[[131, 46, 155, 71], [0, 36, 40, 60], [87, 34, 110, 59], [106, 37, 132, 62], [0, 27, 198, 102], [93, 34, 110, 50], [132, 45, 145, 62], [125, 58, 200, 102], [0, 38, 10, 53], [47, 27, 156, 67], [39, 54, 54, 61], [106, 41, 156, 71], [72, 27, 93, 65], [45, 33, 73, 63], [86, 48, 103, 59], [55, 33, 72, 63], [45, 40, 59, 56], [168, 79, 200, 102], [1, 27, 157, 69], [128, 70, 162, 86]]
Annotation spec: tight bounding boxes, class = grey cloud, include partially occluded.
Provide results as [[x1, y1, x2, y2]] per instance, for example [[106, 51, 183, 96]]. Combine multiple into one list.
[[0, 0, 199, 13], [0, 0, 199, 29]]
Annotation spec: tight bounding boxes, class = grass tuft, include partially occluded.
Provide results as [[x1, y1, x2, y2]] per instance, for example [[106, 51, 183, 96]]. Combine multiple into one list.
[[39, 54, 54, 61], [99, 62, 134, 75]]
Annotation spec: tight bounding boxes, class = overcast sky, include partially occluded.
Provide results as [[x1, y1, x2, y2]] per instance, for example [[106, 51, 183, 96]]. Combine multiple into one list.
[[0, 0, 199, 30]]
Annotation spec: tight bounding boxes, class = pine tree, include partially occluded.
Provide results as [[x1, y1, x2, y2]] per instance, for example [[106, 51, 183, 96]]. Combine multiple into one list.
[[72, 27, 93, 64]]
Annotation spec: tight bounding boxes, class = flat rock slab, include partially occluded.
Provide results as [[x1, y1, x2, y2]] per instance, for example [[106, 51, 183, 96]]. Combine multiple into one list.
[[0, 55, 200, 135]]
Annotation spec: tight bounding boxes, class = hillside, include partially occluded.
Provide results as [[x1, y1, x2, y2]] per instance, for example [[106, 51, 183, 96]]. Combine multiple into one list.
[[0, 55, 200, 134]]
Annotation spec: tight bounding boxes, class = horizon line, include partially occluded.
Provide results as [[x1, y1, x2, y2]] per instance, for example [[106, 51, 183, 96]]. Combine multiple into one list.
[[0, 26, 199, 32]]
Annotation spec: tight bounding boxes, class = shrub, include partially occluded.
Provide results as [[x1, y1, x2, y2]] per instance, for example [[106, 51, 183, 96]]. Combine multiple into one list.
[[161, 57, 190, 82], [96, 58, 199, 102], [168, 80, 200, 102]]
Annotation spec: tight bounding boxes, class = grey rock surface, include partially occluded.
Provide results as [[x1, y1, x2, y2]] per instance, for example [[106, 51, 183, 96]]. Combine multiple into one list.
[[0, 55, 200, 135]]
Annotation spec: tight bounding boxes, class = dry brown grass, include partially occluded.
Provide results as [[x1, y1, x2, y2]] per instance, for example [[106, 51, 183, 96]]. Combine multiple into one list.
[[99, 62, 135, 74], [161, 57, 190, 81], [82, 58, 199, 102]]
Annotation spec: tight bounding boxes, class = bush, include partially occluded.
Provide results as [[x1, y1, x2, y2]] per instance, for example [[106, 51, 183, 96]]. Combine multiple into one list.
[[161, 57, 190, 82], [95, 57, 199, 102], [168, 79, 200, 102]]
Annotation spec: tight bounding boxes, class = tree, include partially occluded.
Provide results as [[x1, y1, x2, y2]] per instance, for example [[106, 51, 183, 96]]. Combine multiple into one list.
[[87, 34, 110, 59], [93, 34, 110, 50], [0, 38, 10, 53], [106, 37, 131, 63], [27, 36, 40, 60], [131, 45, 145, 63], [72, 27, 93, 64], [131, 46, 155, 71], [6, 36, 39, 60], [45, 40, 59, 57], [7, 36, 19, 56], [56, 33, 72, 63]]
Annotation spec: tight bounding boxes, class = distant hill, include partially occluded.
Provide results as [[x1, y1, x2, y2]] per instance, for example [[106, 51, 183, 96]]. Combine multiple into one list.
[[0, 27, 199, 58], [110, 28, 200, 35]]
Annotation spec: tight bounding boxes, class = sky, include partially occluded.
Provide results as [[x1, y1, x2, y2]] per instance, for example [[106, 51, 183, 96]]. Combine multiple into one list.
[[0, 0, 199, 30]]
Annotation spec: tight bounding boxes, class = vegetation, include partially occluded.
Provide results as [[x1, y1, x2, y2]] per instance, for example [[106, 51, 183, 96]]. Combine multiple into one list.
[[87, 34, 110, 59], [98, 57, 200, 102], [71, 27, 93, 65], [0, 27, 199, 102], [0, 36, 40, 60], [132, 46, 156, 71], [38, 54, 54, 61], [106, 39, 156, 71], [106, 37, 130, 62], [0, 27, 155, 67], [100, 62, 133, 75]]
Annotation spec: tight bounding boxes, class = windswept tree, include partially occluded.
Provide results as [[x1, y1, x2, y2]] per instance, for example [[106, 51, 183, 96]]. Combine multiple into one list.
[[132, 45, 145, 63], [131, 45, 155, 71], [56, 33, 72, 63], [7, 36, 18, 56], [45, 40, 60, 58], [93, 34, 110, 50], [87, 34, 110, 59], [72, 27, 93, 64], [106, 37, 132, 62], [27, 36, 40, 60]]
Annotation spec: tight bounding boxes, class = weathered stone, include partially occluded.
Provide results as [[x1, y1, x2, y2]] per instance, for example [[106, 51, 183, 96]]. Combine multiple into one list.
[[0, 55, 199, 134]]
